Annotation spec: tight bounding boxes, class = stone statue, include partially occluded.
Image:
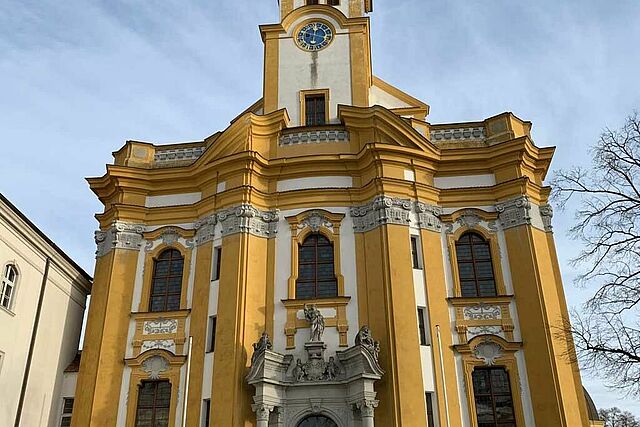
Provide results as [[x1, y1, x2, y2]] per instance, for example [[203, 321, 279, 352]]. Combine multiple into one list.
[[294, 358, 306, 382], [251, 331, 273, 364], [325, 356, 339, 380], [304, 304, 325, 342], [356, 325, 381, 362]]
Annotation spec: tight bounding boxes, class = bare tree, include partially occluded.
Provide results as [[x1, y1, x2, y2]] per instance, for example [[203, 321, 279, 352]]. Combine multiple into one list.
[[552, 112, 640, 395], [599, 407, 640, 427]]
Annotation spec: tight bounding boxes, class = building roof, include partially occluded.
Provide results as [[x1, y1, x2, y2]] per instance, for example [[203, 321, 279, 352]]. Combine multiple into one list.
[[0, 192, 92, 285], [64, 351, 82, 373], [583, 387, 602, 421]]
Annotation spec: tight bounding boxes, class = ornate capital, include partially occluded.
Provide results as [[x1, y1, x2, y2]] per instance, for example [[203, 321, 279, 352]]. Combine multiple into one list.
[[351, 196, 412, 232], [194, 214, 217, 246], [416, 202, 443, 232], [95, 221, 145, 257], [217, 204, 280, 238], [355, 399, 379, 417], [539, 204, 553, 232], [251, 403, 273, 422], [496, 196, 531, 229]]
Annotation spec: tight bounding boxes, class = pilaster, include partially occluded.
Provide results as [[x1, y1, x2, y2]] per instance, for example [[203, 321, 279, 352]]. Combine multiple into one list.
[[73, 222, 144, 426], [210, 207, 277, 426], [498, 198, 589, 426], [185, 241, 212, 425], [352, 196, 427, 427]]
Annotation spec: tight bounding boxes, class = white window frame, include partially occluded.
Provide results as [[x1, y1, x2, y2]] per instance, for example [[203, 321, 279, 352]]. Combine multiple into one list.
[[1, 264, 18, 312]]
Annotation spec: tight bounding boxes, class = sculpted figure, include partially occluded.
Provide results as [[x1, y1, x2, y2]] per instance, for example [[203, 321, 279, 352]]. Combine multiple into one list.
[[251, 331, 272, 364], [294, 358, 306, 382], [304, 304, 325, 342], [325, 356, 339, 380]]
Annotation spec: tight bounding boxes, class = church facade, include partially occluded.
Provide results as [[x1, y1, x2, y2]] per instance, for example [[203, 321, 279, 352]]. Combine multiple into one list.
[[74, 1, 600, 426]]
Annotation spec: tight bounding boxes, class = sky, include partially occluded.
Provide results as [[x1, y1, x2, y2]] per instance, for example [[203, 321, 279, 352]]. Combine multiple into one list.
[[1, 0, 640, 416]]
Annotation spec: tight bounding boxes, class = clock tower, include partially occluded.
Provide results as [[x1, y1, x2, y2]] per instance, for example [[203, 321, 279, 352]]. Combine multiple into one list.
[[262, 1, 374, 126]]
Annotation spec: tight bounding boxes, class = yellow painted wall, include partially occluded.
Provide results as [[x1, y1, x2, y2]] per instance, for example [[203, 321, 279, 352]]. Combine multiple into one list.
[[356, 225, 427, 427], [504, 226, 589, 426], [72, 249, 139, 426], [210, 233, 269, 426], [185, 242, 213, 425]]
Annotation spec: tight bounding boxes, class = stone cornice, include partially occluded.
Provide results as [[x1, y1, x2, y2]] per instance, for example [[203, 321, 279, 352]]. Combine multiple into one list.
[[95, 221, 145, 258], [351, 196, 443, 233]]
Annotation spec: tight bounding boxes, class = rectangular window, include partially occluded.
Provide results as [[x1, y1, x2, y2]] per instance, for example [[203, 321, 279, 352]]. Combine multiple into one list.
[[60, 398, 74, 427], [417, 307, 428, 346], [202, 399, 211, 427], [305, 94, 327, 126], [411, 235, 422, 269], [307, 0, 319, 4], [425, 392, 435, 427], [207, 316, 217, 353], [212, 247, 222, 281], [328, 0, 340, 5], [135, 381, 171, 427]]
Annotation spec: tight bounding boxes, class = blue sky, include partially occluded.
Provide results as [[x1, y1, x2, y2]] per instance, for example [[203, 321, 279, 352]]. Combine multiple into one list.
[[1, 0, 639, 415]]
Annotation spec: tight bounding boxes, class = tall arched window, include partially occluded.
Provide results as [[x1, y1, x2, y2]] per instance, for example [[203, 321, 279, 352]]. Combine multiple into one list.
[[455, 232, 497, 297], [149, 249, 184, 312], [296, 233, 337, 299], [472, 367, 516, 426], [1, 265, 17, 310]]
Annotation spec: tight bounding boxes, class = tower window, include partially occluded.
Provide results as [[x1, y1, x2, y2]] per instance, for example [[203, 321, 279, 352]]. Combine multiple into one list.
[[202, 399, 211, 427], [328, 0, 340, 5], [59, 398, 73, 427], [306, 0, 319, 4], [207, 316, 217, 353], [411, 235, 422, 269], [417, 307, 428, 346], [455, 232, 497, 297], [425, 392, 435, 427], [296, 233, 338, 299], [305, 94, 327, 126], [472, 367, 516, 426], [212, 246, 222, 281], [149, 249, 184, 312], [135, 381, 171, 427], [1, 264, 17, 310]]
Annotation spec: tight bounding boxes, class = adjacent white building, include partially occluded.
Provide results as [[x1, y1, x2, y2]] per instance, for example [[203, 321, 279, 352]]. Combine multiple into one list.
[[0, 193, 91, 427]]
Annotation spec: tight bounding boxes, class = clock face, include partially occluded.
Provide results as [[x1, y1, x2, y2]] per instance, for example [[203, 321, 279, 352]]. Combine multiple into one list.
[[296, 21, 334, 51]]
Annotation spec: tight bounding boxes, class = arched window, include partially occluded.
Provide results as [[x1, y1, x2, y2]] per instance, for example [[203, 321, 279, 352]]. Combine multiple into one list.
[[297, 415, 338, 427], [135, 380, 171, 426], [1, 265, 17, 310], [149, 249, 184, 312], [455, 232, 497, 297], [472, 367, 516, 426], [296, 233, 337, 299]]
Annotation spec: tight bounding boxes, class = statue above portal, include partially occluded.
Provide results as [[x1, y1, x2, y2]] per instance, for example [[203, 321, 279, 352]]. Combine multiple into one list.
[[304, 304, 325, 342]]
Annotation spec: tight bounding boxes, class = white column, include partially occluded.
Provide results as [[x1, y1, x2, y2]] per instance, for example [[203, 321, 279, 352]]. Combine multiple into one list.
[[357, 400, 379, 427], [252, 404, 272, 427]]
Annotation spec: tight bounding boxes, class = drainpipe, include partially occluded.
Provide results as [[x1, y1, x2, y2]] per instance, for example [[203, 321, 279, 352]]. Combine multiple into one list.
[[436, 325, 451, 427], [181, 336, 193, 426], [14, 256, 51, 427]]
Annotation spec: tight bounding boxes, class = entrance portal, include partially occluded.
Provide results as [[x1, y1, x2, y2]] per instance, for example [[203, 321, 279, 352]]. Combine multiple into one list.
[[297, 415, 339, 427]]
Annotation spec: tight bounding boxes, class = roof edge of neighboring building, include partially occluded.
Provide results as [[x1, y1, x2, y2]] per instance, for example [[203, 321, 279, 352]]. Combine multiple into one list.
[[0, 192, 93, 288]]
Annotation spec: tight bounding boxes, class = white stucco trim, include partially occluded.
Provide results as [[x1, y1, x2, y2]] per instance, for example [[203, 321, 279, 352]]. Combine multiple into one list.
[[433, 174, 496, 189], [145, 193, 202, 208], [277, 176, 353, 192]]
